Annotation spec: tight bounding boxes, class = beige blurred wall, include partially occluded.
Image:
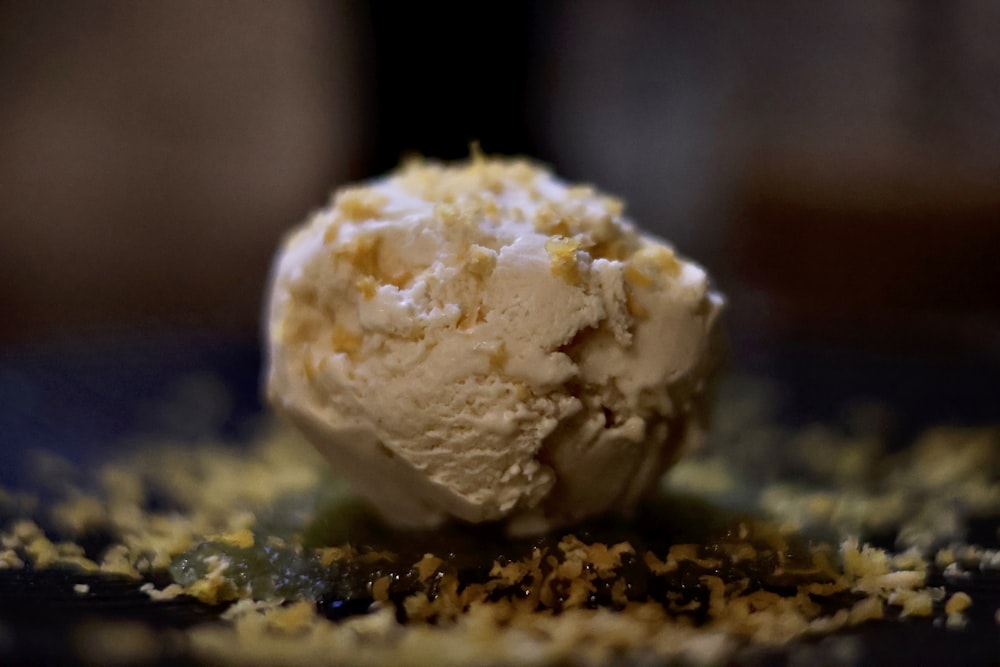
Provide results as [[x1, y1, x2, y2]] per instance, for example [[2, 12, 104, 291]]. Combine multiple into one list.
[[536, 0, 1000, 350], [4, 1, 999, 353], [0, 1, 364, 343]]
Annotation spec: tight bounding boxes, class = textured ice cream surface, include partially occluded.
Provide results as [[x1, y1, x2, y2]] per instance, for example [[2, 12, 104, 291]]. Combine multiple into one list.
[[265, 156, 723, 532]]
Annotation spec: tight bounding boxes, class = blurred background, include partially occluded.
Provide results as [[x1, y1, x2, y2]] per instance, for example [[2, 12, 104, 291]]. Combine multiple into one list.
[[2, 6, 999, 661], [2, 0, 1000, 360]]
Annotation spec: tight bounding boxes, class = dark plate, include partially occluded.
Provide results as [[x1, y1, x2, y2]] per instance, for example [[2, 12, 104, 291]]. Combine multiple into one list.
[[0, 334, 997, 666]]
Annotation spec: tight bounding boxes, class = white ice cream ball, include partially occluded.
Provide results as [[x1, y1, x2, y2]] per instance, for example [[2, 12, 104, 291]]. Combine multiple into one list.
[[266, 155, 723, 532]]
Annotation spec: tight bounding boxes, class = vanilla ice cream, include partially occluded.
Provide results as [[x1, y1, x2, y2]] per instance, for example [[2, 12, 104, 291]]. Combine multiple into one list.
[[265, 155, 723, 532]]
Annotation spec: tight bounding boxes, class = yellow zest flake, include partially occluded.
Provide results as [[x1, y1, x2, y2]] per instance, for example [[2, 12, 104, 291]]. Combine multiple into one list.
[[944, 591, 972, 614], [841, 538, 890, 578], [331, 325, 361, 356], [336, 232, 410, 287], [489, 558, 532, 586], [643, 245, 682, 275], [533, 204, 572, 237], [545, 237, 582, 285], [507, 160, 539, 186], [98, 544, 141, 579], [371, 575, 391, 602], [334, 188, 388, 221], [141, 583, 184, 601], [403, 592, 433, 621], [185, 556, 234, 605], [554, 557, 583, 580], [602, 195, 625, 217], [416, 553, 444, 581], [559, 576, 595, 609], [25, 537, 59, 569], [588, 216, 630, 261], [322, 222, 339, 244], [667, 543, 723, 570], [469, 140, 485, 165], [590, 236, 628, 261], [267, 600, 316, 634], [469, 146, 510, 193], [11, 520, 42, 543], [211, 528, 255, 550], [457, 198, 493, 226], [935, 548, 955, 568], [625, 286, 649, 319], [281, 317, 320, 346], [317, 546, 353, 566], [624, 262, 653, 287], [483, 176, 505, 195], [482, 197, 499, 219], [459, 583, 488, 607], [848, 596, 885, 624], [466, 244, 497, 279], [357, 549, 397, 564], [434, 203, 459, 224], [51, 495, 105, 535], [644, 550, 675, 575], [594, 542, 635, 572], [624, 245, 681, 288], [567, 185, 596, 200], [894, 589, 933, 617], [435, 202, 476, 230], [610, 578, 629, 606], [335, 234, 381, 277], [1, 549, 24, 569], [356, 275, 377, 299]]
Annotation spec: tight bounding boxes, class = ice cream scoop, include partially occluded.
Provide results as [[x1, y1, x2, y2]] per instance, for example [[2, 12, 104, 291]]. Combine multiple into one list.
[[265, 155, 723, 532]]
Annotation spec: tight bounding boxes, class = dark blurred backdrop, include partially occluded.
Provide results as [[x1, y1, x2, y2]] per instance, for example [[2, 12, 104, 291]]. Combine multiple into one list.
[[2, 0, 999, 359]]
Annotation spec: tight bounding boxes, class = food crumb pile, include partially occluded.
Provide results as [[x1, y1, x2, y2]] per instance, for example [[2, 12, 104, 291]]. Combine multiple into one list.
[[0, 376, 998, 666]]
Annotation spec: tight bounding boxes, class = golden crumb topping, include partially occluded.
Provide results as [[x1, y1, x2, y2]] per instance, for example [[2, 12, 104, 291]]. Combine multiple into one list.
[[334, 189, 389, 222], [2, 388, 998, 666]]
